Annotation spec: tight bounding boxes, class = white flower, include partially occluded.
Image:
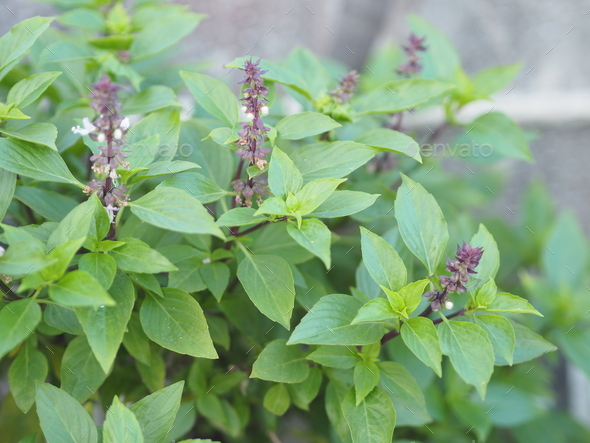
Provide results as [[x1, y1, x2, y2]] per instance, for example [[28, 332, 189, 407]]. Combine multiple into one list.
[[246, 112, 254, 120], [260, 105, 269, 116], [443, 300, 454, 310], [0, 246, 5, 258], [105, 204, 118, 223], [202, 257, 212, 264], [97, 133, 106, 143], [72, 117, 96, 136], [241, 106, 248, 113], [113, 128, 123, 140], [120, 117, 130, 130], [109, 168, 119, 180]]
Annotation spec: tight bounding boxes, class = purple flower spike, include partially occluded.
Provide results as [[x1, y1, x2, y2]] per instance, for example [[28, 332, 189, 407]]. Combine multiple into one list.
[[439, 242, 484, 294], [397, 33, 427, 77], [329, 70, 359, 104]]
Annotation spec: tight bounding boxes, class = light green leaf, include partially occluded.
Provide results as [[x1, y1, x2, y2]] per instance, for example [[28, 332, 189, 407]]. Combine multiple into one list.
[[128, 108, 181, 161], [140, 288, 217, 358], [0, 299, 41, 360], [74, 272, 134, 372], [291, 141, 378, 182], [470, 224, 500, 288], [131, 161, 200, 184], [180, 71, 238, 127], [252, 338, 309, 383], [0, 168, 15, 220], [472, 63, 521, 99], [486, 292, 543, 316], [237, 254, 295, 329], [103, 397, 144, 443], [109, 238, 177, 274], [216, 207, 269, 227], [60, 335, 108, 403], [49, 270, 115, 307], [47, 198, 95, 251], [288, 294, 385, 346], [8, 341, 48, 413], [360, 227, 406, 292], [355, 128, 421, 163], [199, 262, 230, 301], [78, 253, 116, 290], [294, 178, 345, 215], [439, 320, 494, 398], [351, 298, 396, 324], [159, 172, 229, 204], [263, 383, 290, 416], [0, 239, 55, 278], [354, 360, 380, 404], [39, 41, 94, 64], [167, 257, 207, 293], [60, 8, 105, 31], [474, 314, 515, 366], [128, 272, 163, 297], [307, 346, 359, 368], [400, 316, 442, 376], [474, 278, 497, 308], [130, 187, 224, 239], [254, 197, 291, 217], [44, 304, 83, 335], [36, 383, 98, 443], [0, 123, 58, 150], [341, 387, 395, 443], [398, 279, 430, 315], [286, 219, 331, 268], [0, 138, 82, 187], [123, 85, 181, 115], [308, 190, 379, 218], [495, 320, 555, 366], [394, 174, 448, 274], [275, 112, 340, 140], [268, 147, 303, 198], [130, 381, 184, 443], [7, 72, 61, 108]]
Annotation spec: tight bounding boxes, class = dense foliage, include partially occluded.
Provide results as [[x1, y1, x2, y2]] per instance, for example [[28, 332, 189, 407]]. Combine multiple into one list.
[[0, 1, 588, 442]]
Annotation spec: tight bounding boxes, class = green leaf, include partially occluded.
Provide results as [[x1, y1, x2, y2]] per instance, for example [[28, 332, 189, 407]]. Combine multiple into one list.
[[286, 219, 331, 268], [394, 174, 448, 274], [378, 361, 430, 426], [486, 292, 543, 316], [354, 78, 454, 116], [452, 112, 532, 162], [0, 168, 15, 220], [291, 141, 378, 182], [130, 187, 225, 239], [495, 321, 555, 366], [474, 278, 497, 307], [251, 338, 309, 383], [122, 313, 151, 365], [0, 299, 41, 360], [13, 186, 77, 222], [60, 8, 105, 31], [128, 108, 181, 160], [439, 320, 494, 398], [0, 239, 55, 278], [288, 366, 322, 410], [0, 138, 82, 187], [130, 381, 184, 443], [268, 147, 303, 199], [131, 161, 200, 183], [352, 298, 395, 324], [168, 257, 207, 293], [341, 387, 395, 443], [109, 238, 177, 274], [123, 85, 181, 115], [199, 262, 230, 301], [36, 383, 98, 443], [216, 207, 269, 227], [78, 253, 116, 290], [554, 329, 590, 377], [472, 63, 521, 99], [103, 397, 144, 443], [400, 317, 442, 376], [288, 294, 385, 346], [39, 42, 94, 64], [275, 112, 340, 140], [159, 172, 229, 204], [254, 197, 291, 217], [180, 71, 238, 127], [8, 341, 48, 413], [131, 12, 205, 60], [354, 360, 380, 404], [293, 178, 345, 215], [49, 270, 115, 307], [308, 190, 379, 218], [136, 351, 166, 393], [307, 345, 359, 368], [0, 17, 54, 80], [470, 224, 500, 288], [398, 279, 430, 315], [355, 128, 421, 163], [44, 304, 83, 335], [6, 72, 61, 108], [237, 254, 295, 329], [474, 315, 515, 366], [47, 198, 96, 251], [360, 227, 407, 292], [74, 272, 134, 372], [61, 335, 108, 403], [140, 288, 217, 358], [264, 383, 291, 416]]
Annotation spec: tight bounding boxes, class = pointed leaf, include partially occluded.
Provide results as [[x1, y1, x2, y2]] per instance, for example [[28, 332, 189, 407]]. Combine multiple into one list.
[[251, 338, 309, 383]]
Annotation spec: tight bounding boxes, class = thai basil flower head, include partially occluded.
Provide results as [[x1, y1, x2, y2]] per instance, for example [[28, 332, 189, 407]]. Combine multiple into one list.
[[233, 59, 271, 207], [72, 75, 131, 224], [397, 33, 427, 77], [329, 70, 359, 104]]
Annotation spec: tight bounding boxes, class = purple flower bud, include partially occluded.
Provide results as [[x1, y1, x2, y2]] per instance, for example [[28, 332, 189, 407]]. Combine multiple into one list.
[[329, 70, 359, 104], [397, 33, 427, 77]]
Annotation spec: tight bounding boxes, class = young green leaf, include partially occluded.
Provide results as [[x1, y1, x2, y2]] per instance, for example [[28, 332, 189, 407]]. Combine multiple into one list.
[[341, 387, 396, 443], [140, 288, 217, 358], [400, 317, 442, 376], [109, 238, 177, 274], [470, 224, 500, 288], [130, 381, 184, 443], [78, 253, 117, 290], [351, 298, 396, 324], [103, 396, 144, 443], [294, 178, 346, 214], [355, 128, 421, 163], [130, 187, 225, 239], [46, 197, 96, 251], [8, 341, 48, 413], [275, 112, 340, 140], [354, 360, 380, 405], [0, 299, 42, 360], [394, 174, 449, 274], [268, 147, 303, 198], [471, 63, 522, 99], [237, 254, 295, 329], [288, 294, 385, 346], [486, 292, 543, 316], [307, 190, 379, 218], [263, 383, 291, 416], [251, 338, 309, 383], [360, 227, 407, 292], [474, 314, 515, 366], [6, 72, 61, 109], [36, 383, 98, 443], [216, 207, 269, 227], [159, 172, 229, 204], [398, 279, 430, 315], [49, 270, 115, 307], [438, 320, 494, 398], [286, 219, 331, 268]]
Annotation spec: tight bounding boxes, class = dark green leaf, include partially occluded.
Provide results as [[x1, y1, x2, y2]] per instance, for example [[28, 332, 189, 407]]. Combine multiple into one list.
[[159, 172, 229, 204], [61, 335, 108, 403], [263, 383, 290, 416], [474, 314, 515, 365], [306, 345, 359, 368], [199, 262, 230, 301], [251, 338, 309, 383], [13, 186, 77, 222], [8, 341, 48, 413], [0, 299, 41, 360], [122, 313, 151, 365]]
